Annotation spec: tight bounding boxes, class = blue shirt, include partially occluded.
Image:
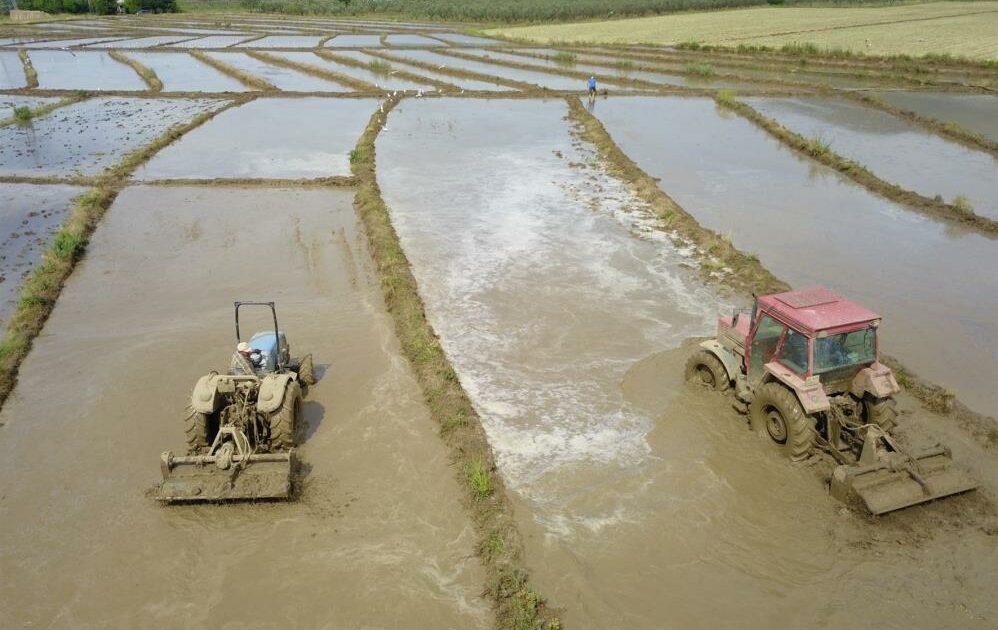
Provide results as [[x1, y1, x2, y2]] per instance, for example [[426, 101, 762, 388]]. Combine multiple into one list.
[[588, 77, 596, 90]]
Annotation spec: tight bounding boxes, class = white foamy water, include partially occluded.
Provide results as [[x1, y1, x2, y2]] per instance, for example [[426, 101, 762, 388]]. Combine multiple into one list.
[[377, 98, 720, 525]]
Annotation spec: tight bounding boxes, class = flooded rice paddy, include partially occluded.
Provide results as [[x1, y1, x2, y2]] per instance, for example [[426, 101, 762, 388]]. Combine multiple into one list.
[[745, 97, 998, 219], [0, 186, 488, 628], [0, 183, 82, 333], [136, 97, 376, 180], [875, 91, 998, 142], [0, 97, 223, 177], [1, 11, 996, 630]]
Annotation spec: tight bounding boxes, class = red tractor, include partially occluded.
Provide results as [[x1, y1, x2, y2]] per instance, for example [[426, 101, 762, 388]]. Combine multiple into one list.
[[686, 286, 975, 514]]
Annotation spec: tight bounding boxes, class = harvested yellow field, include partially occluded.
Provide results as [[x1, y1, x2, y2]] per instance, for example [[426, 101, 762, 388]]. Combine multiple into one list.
[[488, 1, 998, 59]]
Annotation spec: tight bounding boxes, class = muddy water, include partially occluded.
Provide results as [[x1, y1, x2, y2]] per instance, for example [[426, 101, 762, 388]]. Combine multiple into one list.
[[745, 97, 998, 219], [273, 51, 437, 91], [338, 51, 516, 92], [127, 51, 249, 92], [28, 50, 147, 91], [0, 183, 82, 332], [136, 97, 376, 180], [0, 186, 489, 628], [236, 35, 327, 48], [204, 52, 350, 91], [593, 96, 998, 417], [392, 49, 588, 90], [0, 97, 223, 177], [325, 34, 384, 48], [0, 51, 26, 89], [376, 97, 997, 629], [875, 91, 998, 142], [0, 95, 61, 115]]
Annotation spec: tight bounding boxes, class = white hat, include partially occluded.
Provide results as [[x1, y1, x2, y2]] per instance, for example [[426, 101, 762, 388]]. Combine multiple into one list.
[[237, 342, 251, 353]]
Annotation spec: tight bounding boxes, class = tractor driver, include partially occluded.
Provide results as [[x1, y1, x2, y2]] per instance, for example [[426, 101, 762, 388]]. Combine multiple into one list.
[[230, 342, 263, 375]]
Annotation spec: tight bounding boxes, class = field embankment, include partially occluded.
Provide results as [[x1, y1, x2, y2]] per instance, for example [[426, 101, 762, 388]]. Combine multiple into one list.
[[488, 2, 998, 60]]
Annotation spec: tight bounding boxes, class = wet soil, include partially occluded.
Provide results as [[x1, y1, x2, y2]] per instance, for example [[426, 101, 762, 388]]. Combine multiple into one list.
[[126, 52, 249, 93], [28, 50, 148, 91], [136, 97, 376, 180], [0, 186, 489, 628], [874, 91, 998, 142], [745, 97, 998, 219], [0, 95, 61, 116], [593, 96, 998, 418], [376, 97, 997, 629], [0, 183, 82, 332], [0, 96, 224, 177], [274, 52, 437, 91]]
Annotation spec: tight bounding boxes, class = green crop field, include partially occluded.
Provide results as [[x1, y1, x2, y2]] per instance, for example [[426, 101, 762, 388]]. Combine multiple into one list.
[[488, 1, 998, 59]]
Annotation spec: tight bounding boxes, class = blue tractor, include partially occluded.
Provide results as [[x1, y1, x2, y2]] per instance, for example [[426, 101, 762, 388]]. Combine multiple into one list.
[[156, 302, 316, 502]]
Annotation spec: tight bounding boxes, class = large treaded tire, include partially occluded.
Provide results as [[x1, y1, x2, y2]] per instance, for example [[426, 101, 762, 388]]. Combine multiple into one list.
[[184, 407, 212, 455], [269, 380, 302, 452], [750, 382, 816, 461], [684, 350, 731, 391], [863, 395, 898, 432]]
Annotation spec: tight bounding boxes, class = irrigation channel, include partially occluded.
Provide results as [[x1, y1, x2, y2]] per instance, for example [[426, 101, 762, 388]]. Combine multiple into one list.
[[0, 12, 996, 630]]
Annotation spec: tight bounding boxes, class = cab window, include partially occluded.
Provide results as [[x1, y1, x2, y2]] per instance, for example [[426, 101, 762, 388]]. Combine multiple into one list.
[[778, 328, 809, 375]]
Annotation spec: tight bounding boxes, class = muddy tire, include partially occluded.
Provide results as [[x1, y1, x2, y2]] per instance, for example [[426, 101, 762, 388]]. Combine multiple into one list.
[[184, 407, 214, 455], [684, 350, 730, 391], [863, 395, 898, 432], [298, 354, 316, 386], [269, 381, 302, 452], [750, 382, 816, 460]]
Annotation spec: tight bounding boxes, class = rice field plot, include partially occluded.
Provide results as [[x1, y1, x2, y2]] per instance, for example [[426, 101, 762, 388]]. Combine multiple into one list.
[[489, 1, 998, 59], [873, 92, 998, 142], [0, 51, 26, 89], [273, 52, 436, 91], [202, 52, 351, 91], [126, 52, 250, 92], [28, 51, 147, 91], [332, 50, 516, 91]]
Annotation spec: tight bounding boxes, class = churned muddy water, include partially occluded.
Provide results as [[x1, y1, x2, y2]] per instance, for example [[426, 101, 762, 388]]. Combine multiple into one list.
[[273, 51, 437, 91], [126, 51, 250, 92], [204, 52, 351, 92], [0, 97, 224, 177], [0, 186, 489, 628], [136, 97, 376, 180], [28, 50, 147, 91], [0, 51, 26, 89], [874, 91, 998, 142], [593, 96, 998, 417], [745, 97, 998, 220], [0, 183, 83, 332]]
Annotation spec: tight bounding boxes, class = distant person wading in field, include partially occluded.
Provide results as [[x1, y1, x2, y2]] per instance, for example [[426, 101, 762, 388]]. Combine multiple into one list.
[[588, 75, 597, 97]]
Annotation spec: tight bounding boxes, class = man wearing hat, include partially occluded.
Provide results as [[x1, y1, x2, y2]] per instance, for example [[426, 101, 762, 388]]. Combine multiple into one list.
[[230, 341, 261, 375]]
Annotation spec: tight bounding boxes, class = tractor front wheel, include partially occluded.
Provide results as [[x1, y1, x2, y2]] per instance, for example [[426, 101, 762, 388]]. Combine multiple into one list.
[[269, 381, 302, 452], [684, 350, 730, 391], [750, 382, 816, 461], [863, 395, 898, 432]]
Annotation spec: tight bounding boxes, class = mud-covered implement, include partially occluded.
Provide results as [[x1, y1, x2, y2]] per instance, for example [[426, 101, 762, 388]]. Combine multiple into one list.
[[156, 302, 316, 503], [685, 287, 976, 515]]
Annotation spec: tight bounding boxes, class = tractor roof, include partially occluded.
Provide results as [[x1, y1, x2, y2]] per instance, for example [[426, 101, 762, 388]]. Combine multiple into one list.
[[760, 286, 880, 334]]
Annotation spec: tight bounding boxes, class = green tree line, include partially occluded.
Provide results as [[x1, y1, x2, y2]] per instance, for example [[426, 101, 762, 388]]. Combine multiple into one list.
[[13, 0, 177, 14]]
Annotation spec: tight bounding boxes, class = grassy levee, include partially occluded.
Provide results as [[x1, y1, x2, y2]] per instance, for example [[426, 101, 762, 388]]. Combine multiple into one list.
[[108, 50, 164, 92], [189, 50, 277, 91], [714, 92, 998, 235], [0, 97, 251, 411], [350, 95, 561, 630], [247, 50, 379, 91], [843, 92, 998, 158], [317, 50, 462, 92], [0, 93, 89, 129], [17, 49, 38, 89], [565, 96, 787, 296], [569, 95, 997, 440]]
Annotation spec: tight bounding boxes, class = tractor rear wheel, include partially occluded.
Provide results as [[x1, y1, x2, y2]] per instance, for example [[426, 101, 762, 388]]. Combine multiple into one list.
[[184, 407, 215, 455], [684, 350, 730, 391], [269, 381, 302, 452], [298, 354, 316, 386], [863, 395, 898, 432], [750, 382, 816, 461]]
